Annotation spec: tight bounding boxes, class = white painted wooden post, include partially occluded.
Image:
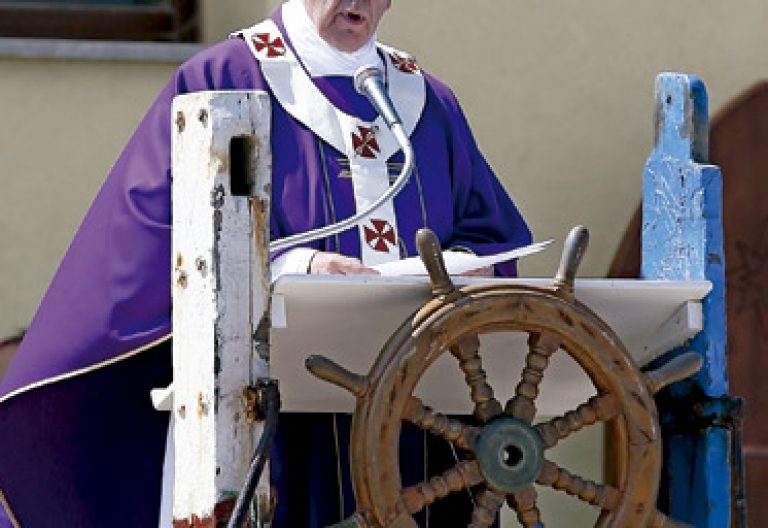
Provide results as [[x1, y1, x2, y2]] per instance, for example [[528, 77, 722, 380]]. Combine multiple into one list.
[[171, 91, 272, 527]]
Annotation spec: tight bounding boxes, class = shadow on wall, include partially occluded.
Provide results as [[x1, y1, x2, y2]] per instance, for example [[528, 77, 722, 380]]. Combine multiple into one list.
[[0, 332, 24, 382]]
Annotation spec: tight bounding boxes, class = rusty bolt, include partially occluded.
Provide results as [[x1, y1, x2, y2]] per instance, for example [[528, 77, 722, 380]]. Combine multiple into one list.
[[175, 111, 185, 134], [243, 386, 260, 424], [197, 392, 209, 418], [242, 379, 279, 424], [175, 253, 187, 288]]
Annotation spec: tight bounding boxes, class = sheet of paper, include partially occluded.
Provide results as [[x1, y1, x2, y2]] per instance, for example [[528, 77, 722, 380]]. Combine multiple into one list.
[[372, 239, 553, 276]]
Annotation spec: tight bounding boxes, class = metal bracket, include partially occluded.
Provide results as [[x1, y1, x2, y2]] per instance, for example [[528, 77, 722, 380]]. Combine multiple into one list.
[[658, 393, 746, 527], [244, 379, 279, 424], [640, 301, 704, 366], [659, 393, 743, 432]]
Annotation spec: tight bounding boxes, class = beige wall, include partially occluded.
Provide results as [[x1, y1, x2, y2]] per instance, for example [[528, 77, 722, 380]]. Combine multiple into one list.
[[376, 0, 768, 279], [200, 0, 268, 43], [2, 1, 767, 340], [0, 58, 178, 338]]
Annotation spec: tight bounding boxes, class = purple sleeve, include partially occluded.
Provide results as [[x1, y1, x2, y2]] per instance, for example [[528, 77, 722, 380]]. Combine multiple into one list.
[[104, 38, 262, 332], [426, 75, 532, 277], [0, 503, 12, 528], [104, 38, 263, 337], [0, 39, 262, 396]]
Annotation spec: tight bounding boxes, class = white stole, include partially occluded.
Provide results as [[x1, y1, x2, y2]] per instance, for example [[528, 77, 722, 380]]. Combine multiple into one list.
[[237, 20, 426, 266]]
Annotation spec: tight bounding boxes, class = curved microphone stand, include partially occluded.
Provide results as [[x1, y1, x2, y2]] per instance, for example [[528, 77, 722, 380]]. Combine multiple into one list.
[[268, 66, 415, 253]]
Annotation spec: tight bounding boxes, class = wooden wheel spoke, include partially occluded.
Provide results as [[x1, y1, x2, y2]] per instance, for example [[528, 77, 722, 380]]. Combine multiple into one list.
[[535, 392, 620, 449], [401, 460, 483, 515], [468, 488, 505, 528], [450, 335, 503, 422], [505, 332, 561, 422], [536, 460, 620, 511], [508, 485, 543, 528], [403, 396, 480, 450], [316, 263, 667, 528]]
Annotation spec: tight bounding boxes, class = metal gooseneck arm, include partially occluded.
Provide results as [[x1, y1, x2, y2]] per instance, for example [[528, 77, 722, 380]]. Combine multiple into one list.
[[268, 66, 415, 253]]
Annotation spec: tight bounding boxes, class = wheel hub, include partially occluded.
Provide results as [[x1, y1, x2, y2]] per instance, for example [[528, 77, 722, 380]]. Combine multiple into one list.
[[475, 416, 544, 493]]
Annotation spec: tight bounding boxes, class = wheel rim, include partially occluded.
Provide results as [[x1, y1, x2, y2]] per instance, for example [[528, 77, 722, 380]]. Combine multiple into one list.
[[350, 286, 661, 528]]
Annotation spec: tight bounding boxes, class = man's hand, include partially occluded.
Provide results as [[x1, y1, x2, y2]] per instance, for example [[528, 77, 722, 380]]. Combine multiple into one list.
[[309, 251, 380, 275]]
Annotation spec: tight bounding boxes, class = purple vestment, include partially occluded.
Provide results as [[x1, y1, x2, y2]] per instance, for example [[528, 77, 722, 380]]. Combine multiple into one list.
[[0, 10, 529, 527]]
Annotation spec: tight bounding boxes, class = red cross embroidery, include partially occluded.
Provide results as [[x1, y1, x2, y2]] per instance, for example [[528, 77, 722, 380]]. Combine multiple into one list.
[[252, 33, 286, 58], [352, 126, 380, 159], [389, 53, 420, 74], [364, 219, 396, 253]]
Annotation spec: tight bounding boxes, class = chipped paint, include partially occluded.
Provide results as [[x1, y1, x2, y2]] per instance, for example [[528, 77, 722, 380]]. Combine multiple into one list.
[[197, 392, 209, 418], [195, 256, 208, 277], [172, 514, 214, 528]]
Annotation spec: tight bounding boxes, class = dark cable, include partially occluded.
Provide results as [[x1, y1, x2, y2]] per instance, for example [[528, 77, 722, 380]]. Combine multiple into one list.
[[227, 379, 281, 528]]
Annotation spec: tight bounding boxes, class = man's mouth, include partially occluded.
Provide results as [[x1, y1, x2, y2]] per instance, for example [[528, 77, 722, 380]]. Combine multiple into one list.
[[341, 11, 366, 24]]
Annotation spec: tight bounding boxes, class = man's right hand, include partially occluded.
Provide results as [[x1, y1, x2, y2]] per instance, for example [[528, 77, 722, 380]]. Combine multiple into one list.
[[309, 251, 380, 275]]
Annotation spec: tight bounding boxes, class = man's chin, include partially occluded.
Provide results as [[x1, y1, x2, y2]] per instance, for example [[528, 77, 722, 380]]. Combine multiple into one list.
[[330, 35, 371, 53], [323, 24, 372, 52]]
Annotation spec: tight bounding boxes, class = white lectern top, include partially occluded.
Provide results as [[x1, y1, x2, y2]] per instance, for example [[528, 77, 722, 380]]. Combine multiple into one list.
[[270, 276, 711, 416]]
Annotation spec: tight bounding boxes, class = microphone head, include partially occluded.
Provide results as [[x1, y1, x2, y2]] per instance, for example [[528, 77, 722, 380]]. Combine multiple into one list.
[[354, 65, 384, 96]]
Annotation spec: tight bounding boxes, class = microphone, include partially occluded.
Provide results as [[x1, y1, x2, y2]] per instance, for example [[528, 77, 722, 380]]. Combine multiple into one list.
[[268, 65, 416, 252], [354, 65, 402, 129], [353, 64, 414, 197]]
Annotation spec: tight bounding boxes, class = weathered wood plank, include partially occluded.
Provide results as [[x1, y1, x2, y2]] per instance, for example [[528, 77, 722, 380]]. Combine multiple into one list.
[[171, 90, 272, 526], [642, 73, 730, 528]]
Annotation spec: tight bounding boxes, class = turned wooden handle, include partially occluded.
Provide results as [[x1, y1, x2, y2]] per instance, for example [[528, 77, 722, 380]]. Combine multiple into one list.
[[305, 355, 368, 397], [645, 352, 704, 394], [416, 228, 455, 297], [554, 226, 589, 299]]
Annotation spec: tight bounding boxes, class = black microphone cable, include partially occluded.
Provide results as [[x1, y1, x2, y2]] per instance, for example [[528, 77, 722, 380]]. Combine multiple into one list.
[[227, 379, 281, 528]]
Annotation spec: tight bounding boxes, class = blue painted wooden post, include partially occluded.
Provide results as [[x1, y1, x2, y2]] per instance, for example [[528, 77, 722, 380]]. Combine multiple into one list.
[[642, 73, 730, 527]]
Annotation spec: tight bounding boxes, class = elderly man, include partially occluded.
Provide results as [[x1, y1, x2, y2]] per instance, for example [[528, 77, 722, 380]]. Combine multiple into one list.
[[0, 1, 529, 526]]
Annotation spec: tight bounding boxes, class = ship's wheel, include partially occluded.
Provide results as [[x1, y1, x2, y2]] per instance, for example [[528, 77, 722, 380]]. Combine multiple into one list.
[[306, 227, 700, 528]]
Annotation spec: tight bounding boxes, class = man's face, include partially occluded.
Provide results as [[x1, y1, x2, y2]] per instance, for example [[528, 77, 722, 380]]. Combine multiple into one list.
[[304, 0, 391, 53]]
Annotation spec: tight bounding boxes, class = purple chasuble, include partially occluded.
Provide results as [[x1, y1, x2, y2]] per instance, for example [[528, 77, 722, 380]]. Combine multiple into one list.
[[0, 9, 529, 527]]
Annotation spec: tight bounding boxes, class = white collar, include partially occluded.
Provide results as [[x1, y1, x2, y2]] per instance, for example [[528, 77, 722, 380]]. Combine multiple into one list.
[[282, 0, 384, 77]]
